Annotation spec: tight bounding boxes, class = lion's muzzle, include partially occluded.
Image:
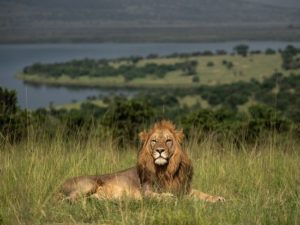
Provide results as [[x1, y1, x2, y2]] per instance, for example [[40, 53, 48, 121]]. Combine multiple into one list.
[[153, 148, 169, 165]]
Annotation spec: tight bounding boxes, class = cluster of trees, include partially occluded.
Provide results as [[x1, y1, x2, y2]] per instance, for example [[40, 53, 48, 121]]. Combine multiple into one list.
[[164, 45, 281, 59], [1, 79, 298, 146], [23, 59, 198, 81], [281, 45, 300, 70], [0, 87, 28, 142], [102, 97, 155, 145], [222, 60, 234, 69], [182, 105, 291, 142], [199, 81, 253, 109], [23, 44, 297, 83], [185, 73, 299, 123], [3, 44, 300, 145], [255, 73, 300, 123], [234, 44, 249, 57]]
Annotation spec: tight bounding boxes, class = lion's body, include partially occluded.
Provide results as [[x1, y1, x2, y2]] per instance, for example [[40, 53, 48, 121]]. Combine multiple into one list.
[[62, 167, 142, 200], [61, 120, 225, 202]]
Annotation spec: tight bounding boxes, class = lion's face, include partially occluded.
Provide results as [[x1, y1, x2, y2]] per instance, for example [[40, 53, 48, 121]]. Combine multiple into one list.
[[149, 129, 175, 166], [139, 120, 184, 167]]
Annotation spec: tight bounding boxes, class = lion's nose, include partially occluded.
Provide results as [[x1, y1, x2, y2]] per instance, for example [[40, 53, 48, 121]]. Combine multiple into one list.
[[156, 148, 165, 154]]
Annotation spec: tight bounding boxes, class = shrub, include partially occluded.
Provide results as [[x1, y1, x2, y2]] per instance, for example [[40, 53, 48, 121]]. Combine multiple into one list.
[[192, 76, 200, 83], [0, 87, 17, 115], [182, 107, 239, 134], [281, 45, 300, 70], [265, 48, 276, 55], [245, 105, 291, 140], [182, 104, 292, 143], [0, 87, 28, 142], [207, 61, 214, 67], [234, 44, 249, 57], [222, 60, 234, 69], [102, 98, 154, 146]]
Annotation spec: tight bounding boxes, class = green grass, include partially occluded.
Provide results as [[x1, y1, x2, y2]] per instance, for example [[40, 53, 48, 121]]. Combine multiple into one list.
[[1, 129, 299, 225], [53, 99, 107, 110], [18, 53, 300, 88]]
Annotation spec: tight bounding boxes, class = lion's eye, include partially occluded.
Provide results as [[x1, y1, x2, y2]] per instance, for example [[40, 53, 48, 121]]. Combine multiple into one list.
[[166, 139, 172, 146], [151, 140, 157, 146]]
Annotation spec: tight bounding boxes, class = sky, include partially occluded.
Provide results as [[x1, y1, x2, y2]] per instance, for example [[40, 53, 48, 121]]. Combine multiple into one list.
[[246, 0, 300, 8]]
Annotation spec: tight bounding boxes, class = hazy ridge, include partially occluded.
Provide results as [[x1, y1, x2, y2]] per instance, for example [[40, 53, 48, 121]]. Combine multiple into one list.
[[1, 0, 300, 42]]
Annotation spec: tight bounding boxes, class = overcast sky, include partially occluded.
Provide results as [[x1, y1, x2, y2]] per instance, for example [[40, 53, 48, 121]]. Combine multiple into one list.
[[246, 0, 300, 8]]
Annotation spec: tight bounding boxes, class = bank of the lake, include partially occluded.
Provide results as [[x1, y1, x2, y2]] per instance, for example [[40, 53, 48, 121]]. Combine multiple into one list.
[[1, 41, 300, 109], [17, 53, 299, 88]]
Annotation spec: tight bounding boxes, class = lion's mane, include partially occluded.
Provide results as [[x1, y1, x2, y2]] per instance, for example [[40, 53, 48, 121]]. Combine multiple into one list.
[[137, 120, 193, 195]]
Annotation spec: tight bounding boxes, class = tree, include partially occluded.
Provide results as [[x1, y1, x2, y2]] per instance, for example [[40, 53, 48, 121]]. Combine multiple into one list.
[[265, 48, 276, 55], [102, 98, 154, 146], [234, 44, 249, 57], [0, 87, 28, 142], [192, 76, 200, 83], [181, 60, 198, 76], [281, 45, 300, 70], [207, 61, 214, 67], [0, 87, 17, 115]]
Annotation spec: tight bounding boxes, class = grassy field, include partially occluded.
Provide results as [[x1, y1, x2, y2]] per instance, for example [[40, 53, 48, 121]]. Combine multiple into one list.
[[53, 99, 107, 111], [1, 128, 299, 225], [18, 53, 300, 88]]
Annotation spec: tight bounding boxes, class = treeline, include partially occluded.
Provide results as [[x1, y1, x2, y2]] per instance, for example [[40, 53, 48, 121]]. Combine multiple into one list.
[[22, 45, 300, 82], [141, 72, 299, 123], [1, 72, 299, 146], [3, 44, 300, 146], [23, 59, 198, 81]]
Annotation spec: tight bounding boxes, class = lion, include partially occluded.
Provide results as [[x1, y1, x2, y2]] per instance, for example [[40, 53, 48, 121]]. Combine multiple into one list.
[[61, 120, 225, 203]]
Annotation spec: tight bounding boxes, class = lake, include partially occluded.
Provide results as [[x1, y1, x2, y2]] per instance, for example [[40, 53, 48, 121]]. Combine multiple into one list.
[[1, 41, 300, 109]]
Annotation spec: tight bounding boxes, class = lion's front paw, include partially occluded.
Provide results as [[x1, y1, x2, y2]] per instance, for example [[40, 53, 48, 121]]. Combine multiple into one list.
[[161, 192, 175, 198]]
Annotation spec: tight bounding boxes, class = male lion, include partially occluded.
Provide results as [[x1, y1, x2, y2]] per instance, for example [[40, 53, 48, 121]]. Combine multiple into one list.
[[61, 120, 225, 203]]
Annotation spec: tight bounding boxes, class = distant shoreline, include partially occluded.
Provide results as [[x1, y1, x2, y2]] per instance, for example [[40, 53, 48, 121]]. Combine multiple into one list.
[[16, 73, 200, 89], [17, 52, 299, 90], [2, 25, 300, 44], [3, 41, 299, 109]]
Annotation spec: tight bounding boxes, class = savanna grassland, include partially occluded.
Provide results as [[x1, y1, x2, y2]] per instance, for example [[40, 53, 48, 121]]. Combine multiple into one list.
[[1, 45, 300, 224], [0, 127, 299, 225]]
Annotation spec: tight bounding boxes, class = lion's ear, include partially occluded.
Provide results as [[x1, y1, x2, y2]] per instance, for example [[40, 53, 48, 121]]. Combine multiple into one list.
[[139, 131, 149, 143], [175, 129, 184, 143]]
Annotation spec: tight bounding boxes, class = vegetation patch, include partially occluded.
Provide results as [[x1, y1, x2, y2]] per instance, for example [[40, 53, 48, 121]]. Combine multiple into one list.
[[18, 45, 300, 87]]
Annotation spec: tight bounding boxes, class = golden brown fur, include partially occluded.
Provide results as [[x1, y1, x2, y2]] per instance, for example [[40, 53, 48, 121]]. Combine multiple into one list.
[[137, 120, 193, 196], [61, 120, 225, 202]]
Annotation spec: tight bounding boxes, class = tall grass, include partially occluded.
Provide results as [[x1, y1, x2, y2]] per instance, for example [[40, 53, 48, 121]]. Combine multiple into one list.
[[0, 127, 299, 225]]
